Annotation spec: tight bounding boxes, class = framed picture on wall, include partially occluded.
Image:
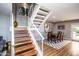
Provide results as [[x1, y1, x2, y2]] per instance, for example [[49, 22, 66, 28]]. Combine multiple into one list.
[[58, 25, 65, 30]]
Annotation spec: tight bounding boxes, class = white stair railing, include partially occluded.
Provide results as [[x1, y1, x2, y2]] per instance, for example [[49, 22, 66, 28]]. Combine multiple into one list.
[[28, 4, 43, 56], [28, 4, 40, 28], [28, 4, 52, 56]]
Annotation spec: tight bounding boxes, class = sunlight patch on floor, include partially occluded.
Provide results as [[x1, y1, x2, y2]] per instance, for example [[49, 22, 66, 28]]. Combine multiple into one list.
[[71, 42, 79, 55]]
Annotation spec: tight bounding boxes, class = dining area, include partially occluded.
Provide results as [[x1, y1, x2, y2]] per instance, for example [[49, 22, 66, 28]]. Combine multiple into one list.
[[47, 31, 64, 43]]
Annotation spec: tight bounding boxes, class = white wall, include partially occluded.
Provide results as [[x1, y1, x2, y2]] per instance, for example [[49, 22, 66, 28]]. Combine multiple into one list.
[[0, 14, 11, 41], [16, 15, 28, 27], [53, 21, 79, 40], [53, 22, 71, 39]]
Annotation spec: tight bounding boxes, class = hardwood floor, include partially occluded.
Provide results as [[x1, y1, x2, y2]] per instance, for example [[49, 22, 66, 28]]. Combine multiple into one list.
[[43, 41, 79, 56]]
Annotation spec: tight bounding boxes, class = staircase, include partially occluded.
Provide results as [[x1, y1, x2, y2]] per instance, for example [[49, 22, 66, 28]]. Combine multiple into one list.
[[29, 4, 52, 41], [27, 4, 52, 56], [14, 27, 37, 56], [32, 6, 51, 28]]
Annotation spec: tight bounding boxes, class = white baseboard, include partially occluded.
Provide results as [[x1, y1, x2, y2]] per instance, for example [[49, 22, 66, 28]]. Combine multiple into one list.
[[64, 38, 72, 40]]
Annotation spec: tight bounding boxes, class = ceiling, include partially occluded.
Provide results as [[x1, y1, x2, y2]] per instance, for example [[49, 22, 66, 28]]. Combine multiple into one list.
[[39, 3, 79, 22], [0, 3, 12, 16]]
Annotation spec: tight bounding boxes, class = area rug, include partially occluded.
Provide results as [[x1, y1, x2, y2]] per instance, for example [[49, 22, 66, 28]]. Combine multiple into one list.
[[44, 40, 71, 49]]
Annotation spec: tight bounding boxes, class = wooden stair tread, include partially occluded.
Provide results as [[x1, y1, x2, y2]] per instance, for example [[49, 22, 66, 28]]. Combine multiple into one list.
[[33, 20, 43, 23], [36, 14, 45, 18], [15, 39, 31, 43], [16, 49, 37, 56], [33, 21, 42, 24], [14, 27, 27, 30], [15, 35, 31, 38], [38, 10, 48, 16], [40, 8, 49, 13], [15, 37, 31, 41], [35, 16, 44, 20], [34, 23, 41, 25], [15, 40, 32, 46], [15, 29, 28, 31], [37, 13, 46, 16], [15, 30, 28, 31], [15, 44, 34, 54], [15, 34, 29, 37], [15, 36, 31, 38], [15, 30, 28, 34], [35, 15, 44, 20], [34, 19, 44, 21], [15, 32, 29, 34]]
